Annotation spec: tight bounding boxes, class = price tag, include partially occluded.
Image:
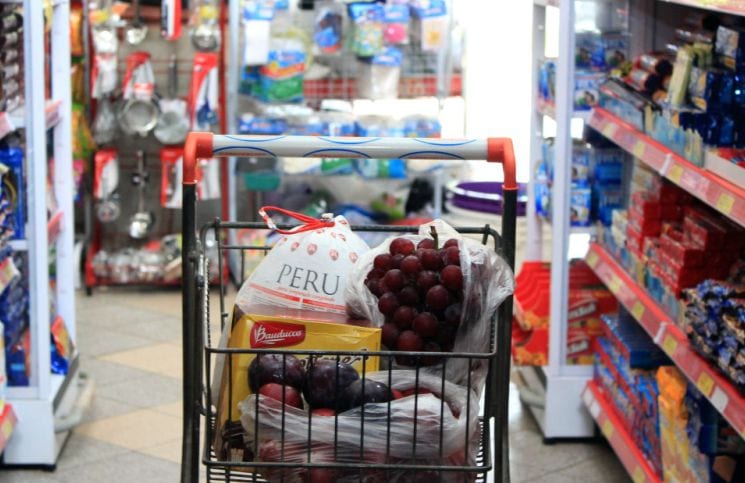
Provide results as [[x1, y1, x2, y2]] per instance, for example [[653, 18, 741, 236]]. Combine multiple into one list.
[[602, 123, 618, 139], [662, 334, 678, 356], [710, 386, 729, 413], [601, 419, 615, 439], [631, 301, 645, 321], [632, 467, 645, 483], [696, 372, 715, 396], [590, 401, 600, 418], [586, 251, 599, 269], [632, 141, 646, 158], [608, 275, 622, 295], [668, 164, 684, 183], [716, 193, 735, 215]]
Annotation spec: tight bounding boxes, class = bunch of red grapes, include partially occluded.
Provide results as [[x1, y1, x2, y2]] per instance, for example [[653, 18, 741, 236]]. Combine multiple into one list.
[[365, 236, 464, 366]]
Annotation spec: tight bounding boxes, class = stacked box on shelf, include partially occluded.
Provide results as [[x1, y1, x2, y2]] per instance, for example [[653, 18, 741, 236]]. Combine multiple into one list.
[[512, 261, 618, 366], [593, 309, 671, 477], [683, 279, 745, 392], [657, 366, 745, 483]]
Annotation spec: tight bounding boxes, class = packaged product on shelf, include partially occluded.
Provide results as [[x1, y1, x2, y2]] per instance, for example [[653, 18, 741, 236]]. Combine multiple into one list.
[[576, 33, 607, 70], [598, 78, 657, 132], [255, 39, 306, 103], [345, 219, 514, 387], [715, 25, 745, 71], [0, 148, 24, 240], [6, 327, 29, 387], [189, 53, 220, 129], [50, 317, 74, 376], [348, 2, 384, 57], [0, 320, 4, 409], [570, 187, 592, 226], [160, 148, 184, 209], [575, 71, 606, 110], [355, 159, 407, 179], [357, 47, 403, 100], [410, 0, 447, 52], [242, 0, 273, 65], [383, 3, 409, 45], [93, 149, 120, 222], [238, 369, 480, 482], [688, 67, 734, 111], [313, 1, 343, 55], [214, 305, 382, 461]]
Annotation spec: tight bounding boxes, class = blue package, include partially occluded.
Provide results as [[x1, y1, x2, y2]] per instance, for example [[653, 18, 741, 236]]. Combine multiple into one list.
[[571, 147, 591, 186], [314, 6, 343, 54], [576, 33, 606, 70], [570, 187, 592, 227], [403, 116, 441, 138], [237, 114, 287, 135], [0, 148, 25, 241], [50, 332, 68, 375], [242, 1, 274, 21]]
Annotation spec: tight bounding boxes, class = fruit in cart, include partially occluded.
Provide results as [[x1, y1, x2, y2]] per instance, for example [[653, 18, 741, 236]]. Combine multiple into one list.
[[425, 285, 450, 311], [373, 254, 393, 271], [441, 265, 463, 291], [443, 238, 459, 249], [412, 312, 438, 338], [416, 270, 438, 293], [444, 246, 461, 266], [397, 330, 423, 351], [392, 388, 404, 399], [389, 237, 415, 256], [383, 269, 406, 292], [392, 305, 417, 329], [381, 322, 400, 348], [248, 354, 305, 392], [420, 248, 444, 271], [417, 238, 436, 250], [391, 253, 405, 269], [338, 379, 393, 411], [311, 408, 337, 417], [258, 383, 304, 409], [398, 285, 420, 306], [444, 303, 462, 327], [400, 255, 422, 275], [304, 359, 359, 409], [377, 292, 399, 317]]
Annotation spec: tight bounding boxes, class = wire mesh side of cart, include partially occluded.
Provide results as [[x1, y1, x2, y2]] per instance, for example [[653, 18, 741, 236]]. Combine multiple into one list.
[[180, 134, 518, 483]]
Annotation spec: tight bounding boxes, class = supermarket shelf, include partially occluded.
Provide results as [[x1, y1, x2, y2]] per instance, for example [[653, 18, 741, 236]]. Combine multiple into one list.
[[537, 98, 591, 122], [588, 108, 745, 228], [302, 74, 463, 101], [586, 243, 745, 438], [0, 100, 63, 141], [7, 354, 78, 403], [582, 382, 662, 483], [0, 404, 18, 454], [659, 0, 745, 16]]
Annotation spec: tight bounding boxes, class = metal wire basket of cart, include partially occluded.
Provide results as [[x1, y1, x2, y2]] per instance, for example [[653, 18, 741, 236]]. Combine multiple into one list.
[[180, 133, 518, 483]]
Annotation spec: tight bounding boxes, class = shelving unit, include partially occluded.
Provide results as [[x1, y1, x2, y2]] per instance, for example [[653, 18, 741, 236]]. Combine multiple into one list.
[[588, 108, 745, 227], [1, 0, 82, 466], [585, 242, 745, 437], [582, 382, 662, 483]]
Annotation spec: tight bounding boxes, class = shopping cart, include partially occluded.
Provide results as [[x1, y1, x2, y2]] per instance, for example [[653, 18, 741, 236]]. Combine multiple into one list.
[[180, 133, 517, 483]]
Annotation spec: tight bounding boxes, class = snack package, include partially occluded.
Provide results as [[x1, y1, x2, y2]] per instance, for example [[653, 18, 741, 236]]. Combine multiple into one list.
[[411, 0, 447, 52], [314, 1, 344, 55], [214, 306, 382, 461], [357, 46, 402, 99], [234, 207, 370, 315], [345, 219, 514, 389], [239, 370, 480, 483], [348, 2, 384, 57]]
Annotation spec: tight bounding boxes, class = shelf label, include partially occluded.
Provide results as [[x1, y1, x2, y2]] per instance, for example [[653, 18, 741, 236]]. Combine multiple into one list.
[[590, 401, 600, 419], [601, 419, 615, 439], [632, 467, 645, 483], [631, 301, 645, 321], [668, 164, 684, 183], [586, 251, 599, 269], [608, 275, 622, 295], [716, 193, 735, 215], [696, 372, 715, 396], [632, 141, 646, 158], [602, 123, 618, 139], [662, 334, 678, 356], [710, 386, 729, 413]]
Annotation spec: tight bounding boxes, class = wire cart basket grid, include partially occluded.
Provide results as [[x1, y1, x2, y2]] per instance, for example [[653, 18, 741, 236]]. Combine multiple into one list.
[[181, 133, 517, 483]]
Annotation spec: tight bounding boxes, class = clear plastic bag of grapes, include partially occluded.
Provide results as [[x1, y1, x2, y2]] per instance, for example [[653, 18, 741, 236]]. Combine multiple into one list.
[[239, 370, 481, 482], [344, 219, 515, 391]]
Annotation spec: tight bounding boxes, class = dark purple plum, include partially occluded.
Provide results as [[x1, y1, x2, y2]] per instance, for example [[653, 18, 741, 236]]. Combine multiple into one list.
[[338, 379, 393, 412], [248, 354, 305, 392], [303, 359, 360, 409]]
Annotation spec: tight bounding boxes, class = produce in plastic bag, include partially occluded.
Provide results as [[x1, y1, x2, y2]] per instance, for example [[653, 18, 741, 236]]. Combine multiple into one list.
[[234, 207, 370, 315], [239, 370, 481, 482], [345, 220, 514, 389]]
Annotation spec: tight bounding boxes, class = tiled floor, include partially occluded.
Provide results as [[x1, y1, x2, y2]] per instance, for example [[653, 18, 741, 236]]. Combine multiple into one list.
[[0, 289, 629, 482]]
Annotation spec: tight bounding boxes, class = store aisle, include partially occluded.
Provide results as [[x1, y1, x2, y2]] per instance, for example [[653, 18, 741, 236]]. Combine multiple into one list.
[[0, 290, 629, 482]]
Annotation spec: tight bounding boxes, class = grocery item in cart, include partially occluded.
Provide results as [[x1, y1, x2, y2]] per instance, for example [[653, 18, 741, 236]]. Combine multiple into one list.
[[214, 306, 381, 461], [239, 370, 481, 483], [234, 207, 370, 315], [345, 219, 514, 388]]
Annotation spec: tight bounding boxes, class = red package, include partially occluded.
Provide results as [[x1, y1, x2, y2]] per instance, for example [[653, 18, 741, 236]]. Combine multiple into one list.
[[660, 203, 685, 221], [628, 207, 662, 235], [659, 233, 705, 268], [631, 192, 662, 220]]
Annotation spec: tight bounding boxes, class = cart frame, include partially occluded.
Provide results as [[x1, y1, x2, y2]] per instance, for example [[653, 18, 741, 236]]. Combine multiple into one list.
[[180, 132, 517, 483]]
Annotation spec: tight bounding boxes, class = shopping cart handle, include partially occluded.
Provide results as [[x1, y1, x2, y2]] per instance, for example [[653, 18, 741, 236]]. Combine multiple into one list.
[[183, 131, 517, 190]]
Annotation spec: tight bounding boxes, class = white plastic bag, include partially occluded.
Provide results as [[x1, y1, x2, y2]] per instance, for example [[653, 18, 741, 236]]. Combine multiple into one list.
[[239, 371, 481, 483], [344, 219, 514, 390], [234, 207, 370, 315]]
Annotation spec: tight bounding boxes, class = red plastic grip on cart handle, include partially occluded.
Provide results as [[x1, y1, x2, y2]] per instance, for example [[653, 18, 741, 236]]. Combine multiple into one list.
[[487, 138, 517, 191], [183, 132, 214, 185]]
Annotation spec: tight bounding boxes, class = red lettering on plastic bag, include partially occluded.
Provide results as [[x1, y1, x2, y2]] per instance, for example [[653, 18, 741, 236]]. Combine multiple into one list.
[[250, 321, 306, 348]]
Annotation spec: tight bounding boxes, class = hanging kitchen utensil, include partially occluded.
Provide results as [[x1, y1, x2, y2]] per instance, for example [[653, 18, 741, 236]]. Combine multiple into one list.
[[161, 0, 182, 41], [129, 150, 155, 239], [118, 52, 159, 137], [93, 149, 121, 222], [191, 0, 220, 52], [160, 147, 184, 208], [154, 55, 189, 145], [125, 0, 147, 45], [189, 53, 220, 130], [92, 95, 118, 145]]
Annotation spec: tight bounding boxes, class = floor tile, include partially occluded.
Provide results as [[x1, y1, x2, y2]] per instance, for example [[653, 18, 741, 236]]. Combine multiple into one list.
[[509, 461, 551, 483], [80, 357, 152, 388], [51, 450, 179, 483], [138, 437, 182, 464], [0, 470, 58, 482], [75, 408, 181, 451], [74, 329, 153, 358], [55, 434, 129, 471], [100, 342, 182, 379], [555, 456, 631, 483], [80, 395, 139, 424], [509, 428, 599, 473], [152, 401, 182, 419], [94, 372, 181, 409]]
